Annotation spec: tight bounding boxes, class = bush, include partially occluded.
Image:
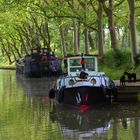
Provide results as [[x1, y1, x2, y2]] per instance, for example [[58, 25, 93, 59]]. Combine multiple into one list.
[[99, 49, 133, 79]]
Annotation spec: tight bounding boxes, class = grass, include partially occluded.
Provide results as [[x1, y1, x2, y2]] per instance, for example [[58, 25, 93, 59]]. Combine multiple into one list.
[[0, 65, 16, 69]]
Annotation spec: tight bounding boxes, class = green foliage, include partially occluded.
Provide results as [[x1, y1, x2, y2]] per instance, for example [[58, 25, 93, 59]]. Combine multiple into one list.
[[99, 49, 133, 79], [134, 54, 140, 66], [100, 65, 122, 80], [99, 49, 140, 80], [101, 49, 132, 69]]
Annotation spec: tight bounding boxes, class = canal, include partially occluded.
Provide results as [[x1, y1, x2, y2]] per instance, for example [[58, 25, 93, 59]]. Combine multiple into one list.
[[0, 70, 140, 140]]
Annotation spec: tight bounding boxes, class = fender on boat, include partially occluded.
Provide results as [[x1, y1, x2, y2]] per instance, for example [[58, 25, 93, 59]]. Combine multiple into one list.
[[49, 88, 56, 99], [100, 85, 112, 102], [58, 87, 65, 103], [109, 80, 118, 101], [105, 88, 112, 101], [111, 86, 118, 101]]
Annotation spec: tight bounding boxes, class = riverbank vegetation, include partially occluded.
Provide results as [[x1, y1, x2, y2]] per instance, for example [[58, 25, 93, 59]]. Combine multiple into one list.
[[0, 0, 140, 79]]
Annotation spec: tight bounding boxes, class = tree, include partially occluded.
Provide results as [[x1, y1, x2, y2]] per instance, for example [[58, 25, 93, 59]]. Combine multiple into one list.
[[127, 0, 138, 64], [102, 0, 125, 50], [0, 0, 139, 67], [90, 0, 104, 58]]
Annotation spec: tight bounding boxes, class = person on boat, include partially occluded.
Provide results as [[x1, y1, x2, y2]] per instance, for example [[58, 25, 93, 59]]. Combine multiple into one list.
[[41, 55, 48, 60], [81, 58, 86, 70], [50, 51, 56, 60]]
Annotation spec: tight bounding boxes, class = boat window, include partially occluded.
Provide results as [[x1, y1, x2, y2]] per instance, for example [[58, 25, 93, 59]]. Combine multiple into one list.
[[85, 58, 95, 71], [70, 67, 81, 72], [70, 58, 81, 66]]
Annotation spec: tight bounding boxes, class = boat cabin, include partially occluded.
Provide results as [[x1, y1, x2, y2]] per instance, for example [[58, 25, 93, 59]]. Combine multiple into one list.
[[67, 55, 98, 76]]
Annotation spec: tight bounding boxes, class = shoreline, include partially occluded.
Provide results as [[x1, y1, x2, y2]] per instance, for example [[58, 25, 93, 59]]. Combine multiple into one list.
[[0, 68, 16, 70]]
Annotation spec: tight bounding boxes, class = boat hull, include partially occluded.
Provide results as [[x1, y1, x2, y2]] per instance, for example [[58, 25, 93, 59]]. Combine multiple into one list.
[[56, 86, 113, 105], [16, 58, 62, 78]]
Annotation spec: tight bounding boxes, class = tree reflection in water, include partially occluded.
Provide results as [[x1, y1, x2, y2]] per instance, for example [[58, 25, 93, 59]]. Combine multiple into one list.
[[0, 70, 140, 140]]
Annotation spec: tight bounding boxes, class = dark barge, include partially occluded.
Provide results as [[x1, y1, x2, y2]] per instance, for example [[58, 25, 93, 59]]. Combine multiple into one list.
[[16, 48, 62, 78]]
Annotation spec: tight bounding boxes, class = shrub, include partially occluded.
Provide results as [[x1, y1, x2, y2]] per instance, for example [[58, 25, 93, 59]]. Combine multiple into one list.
[[99, 49, 133, 79]]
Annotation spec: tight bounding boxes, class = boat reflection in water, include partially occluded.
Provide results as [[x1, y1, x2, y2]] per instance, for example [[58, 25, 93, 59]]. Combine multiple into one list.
[[16, 75, 56, 98], [49, 102, 140, 140], [49, 103, 112, 139]]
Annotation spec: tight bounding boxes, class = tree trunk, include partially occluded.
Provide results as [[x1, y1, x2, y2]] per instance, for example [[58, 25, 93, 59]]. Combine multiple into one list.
[[103, 0, 118, 50], [84, 27, 89, 54], [60, 24, 67, 57], [77, 21, 81, 50], [73, 19, 79, 55], [127, 0, 138, 64], [0, 38, 12, 64], [84, 0, 89, 54], [121, 27, 127, 47], [10, 36, 22, 58], [22, 25, 32, 49], [97, 1, 104, 58], [45, 22, 50, 48], [13, 42, 22, 58], [88, 31, 94, 51], [31, 15, 49, 49], [7, 40, 17, 61], [18, 29, 28, 55], [42, 21, 51, 49], [36, 29, 41, 48]]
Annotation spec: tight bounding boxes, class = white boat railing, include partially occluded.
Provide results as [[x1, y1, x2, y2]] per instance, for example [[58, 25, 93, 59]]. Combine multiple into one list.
[[58, 74, 109, 87]]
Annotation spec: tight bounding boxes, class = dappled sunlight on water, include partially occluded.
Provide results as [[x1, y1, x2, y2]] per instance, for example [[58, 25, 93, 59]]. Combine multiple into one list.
[[0, 70, 140, 140]]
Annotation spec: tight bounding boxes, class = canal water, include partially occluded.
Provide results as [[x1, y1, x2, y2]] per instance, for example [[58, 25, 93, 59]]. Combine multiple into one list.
[[0, 70, 140, 140]]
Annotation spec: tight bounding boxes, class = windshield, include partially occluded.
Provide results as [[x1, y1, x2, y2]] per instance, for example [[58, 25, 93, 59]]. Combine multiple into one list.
[[85, 58, 95, 71], [69, 57, 95, 72]]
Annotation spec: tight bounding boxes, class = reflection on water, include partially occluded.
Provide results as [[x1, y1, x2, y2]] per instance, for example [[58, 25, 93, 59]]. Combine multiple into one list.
[[0, 70, 140, 140], [50, 103, 140, 140]]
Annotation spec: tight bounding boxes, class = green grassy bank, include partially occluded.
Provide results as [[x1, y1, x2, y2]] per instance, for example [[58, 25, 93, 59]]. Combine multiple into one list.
[[0, 65, 15, 70]]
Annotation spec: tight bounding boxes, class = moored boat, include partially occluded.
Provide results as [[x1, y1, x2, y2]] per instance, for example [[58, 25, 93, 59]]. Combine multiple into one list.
[[49, 54, 117, 105], [16, 48, 62, 77]]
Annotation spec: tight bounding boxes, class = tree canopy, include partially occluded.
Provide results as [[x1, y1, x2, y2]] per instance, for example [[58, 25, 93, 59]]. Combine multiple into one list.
[[0, 0, 140, 65]]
